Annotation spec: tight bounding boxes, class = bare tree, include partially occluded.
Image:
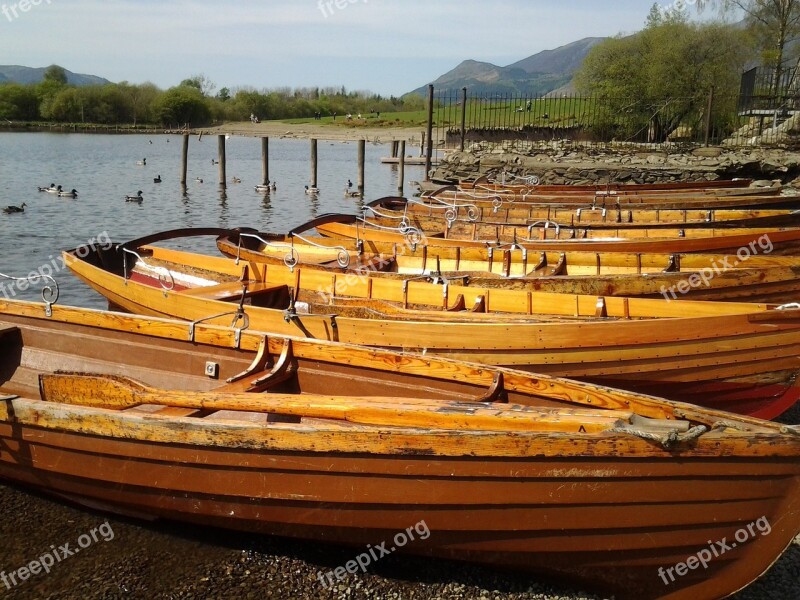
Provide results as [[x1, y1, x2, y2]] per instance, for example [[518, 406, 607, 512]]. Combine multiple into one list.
[[698, 0, 800, 95]]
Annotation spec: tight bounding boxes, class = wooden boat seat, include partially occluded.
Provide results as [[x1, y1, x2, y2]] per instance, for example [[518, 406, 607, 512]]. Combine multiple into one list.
[[180, 280, 288, 302]]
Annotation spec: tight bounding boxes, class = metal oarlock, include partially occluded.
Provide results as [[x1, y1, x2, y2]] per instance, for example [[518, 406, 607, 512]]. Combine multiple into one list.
[[0, 270, 59, 316]]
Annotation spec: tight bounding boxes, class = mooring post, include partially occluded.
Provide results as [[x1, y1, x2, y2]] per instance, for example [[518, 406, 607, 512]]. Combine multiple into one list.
[[310, 138, 318, 188], [425, 84, 434, 181], [218, 135, 227, 188], [391, 140, 399, 158], [261, 137, 269, 186], [180, 133, 189, 185], [358, 139, 366, 195], [460, 87, 467, 152], [398, 140, 406, 196], [704, 87, 714, 147]]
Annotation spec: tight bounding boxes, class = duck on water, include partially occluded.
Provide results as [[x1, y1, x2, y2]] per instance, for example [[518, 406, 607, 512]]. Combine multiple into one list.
[[3, 202, 26, 214]]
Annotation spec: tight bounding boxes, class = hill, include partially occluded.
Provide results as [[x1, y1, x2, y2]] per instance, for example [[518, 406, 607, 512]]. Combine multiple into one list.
[[409, 37, 605, 97], [0, 65, 110, 86]]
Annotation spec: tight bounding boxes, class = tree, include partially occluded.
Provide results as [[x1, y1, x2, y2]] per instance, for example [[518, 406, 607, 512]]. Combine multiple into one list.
[[217, 87, 230, 102], [153, 85, 211, 126], [697, 1, 800, 95], [575, 12, 748, 141], [43, 64, 68, 85], [179, 74, 216, 97], [0, 83, 39, 120]]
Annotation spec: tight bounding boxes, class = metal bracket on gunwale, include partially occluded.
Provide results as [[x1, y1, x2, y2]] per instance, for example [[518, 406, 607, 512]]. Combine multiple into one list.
[[0, 271, 59, 316], [188, 310, 249, 349]]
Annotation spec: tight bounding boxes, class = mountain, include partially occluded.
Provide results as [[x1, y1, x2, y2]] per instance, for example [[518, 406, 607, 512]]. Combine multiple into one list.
[[0, 65, 111, 86], [409, 37, 606, 97]]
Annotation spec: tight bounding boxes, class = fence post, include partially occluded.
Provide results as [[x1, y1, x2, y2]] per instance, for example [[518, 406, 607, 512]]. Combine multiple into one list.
[[460, 87, 467, 151], [704, 88, 714, 147], [425, 84, 434, 180]]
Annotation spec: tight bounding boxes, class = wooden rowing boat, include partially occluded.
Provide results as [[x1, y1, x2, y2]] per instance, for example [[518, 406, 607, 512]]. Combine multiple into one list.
[[63, 236, 800, 419], [363, 208, 800, 246], [314, 213, 800, 254], [422, 186, 796, 210], [377, 196, 800, 229], [424, 176, 756, 195], [216, 227, 800, 302], [1, 299, 798, 600]]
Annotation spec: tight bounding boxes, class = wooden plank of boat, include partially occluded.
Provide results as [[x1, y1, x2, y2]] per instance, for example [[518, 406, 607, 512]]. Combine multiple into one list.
[[62, 239, 800, 419], [0, 297, 798, 600]]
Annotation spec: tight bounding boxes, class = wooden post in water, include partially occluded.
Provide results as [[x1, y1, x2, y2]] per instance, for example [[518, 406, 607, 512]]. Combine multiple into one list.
[[180, 134, 189, 185], [218, 135, 227, 188], [261, 137, 269, 186], [357, 139, 366, 195], [310, 138, 318, 188], [420, 131, 425, 157], [460, 87, 467, 152], [398, 140, 406, 196], [391, 141, 399, 158], [425, 84, 434, 180]]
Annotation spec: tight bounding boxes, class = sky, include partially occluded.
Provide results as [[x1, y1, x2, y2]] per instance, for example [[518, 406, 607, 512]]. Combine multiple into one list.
[[0, 0, 717, 96]]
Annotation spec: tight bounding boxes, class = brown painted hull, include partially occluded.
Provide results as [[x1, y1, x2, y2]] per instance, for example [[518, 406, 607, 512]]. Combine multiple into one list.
[[0, 300, 798, 600], [1, 425, 798, 600]]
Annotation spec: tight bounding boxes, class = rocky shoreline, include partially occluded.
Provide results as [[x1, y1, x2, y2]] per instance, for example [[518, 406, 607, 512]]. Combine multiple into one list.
[[1, 399, 797, 600], [430, 143, 800, 188]]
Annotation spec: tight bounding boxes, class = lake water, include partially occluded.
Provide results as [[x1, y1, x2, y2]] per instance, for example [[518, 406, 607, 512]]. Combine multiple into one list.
[[0, 132, 425, 309]]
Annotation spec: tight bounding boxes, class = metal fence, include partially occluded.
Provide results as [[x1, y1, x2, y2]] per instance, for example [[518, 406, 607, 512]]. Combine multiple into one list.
[[431, 85, 800, 150]]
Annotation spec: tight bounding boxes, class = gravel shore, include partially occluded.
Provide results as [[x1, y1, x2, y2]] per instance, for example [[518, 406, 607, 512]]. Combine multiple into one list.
[[1, 404, 797, 600]]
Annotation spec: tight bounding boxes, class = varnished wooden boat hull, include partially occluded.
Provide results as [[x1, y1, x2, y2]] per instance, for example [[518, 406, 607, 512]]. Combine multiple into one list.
[[425, 177, 756, 194], [0, 300, 798, 600], [217, 231, 800, 303], [381, 197, 800, 229], [316, 219, 800, 254], [64, 244, 800, 419]]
